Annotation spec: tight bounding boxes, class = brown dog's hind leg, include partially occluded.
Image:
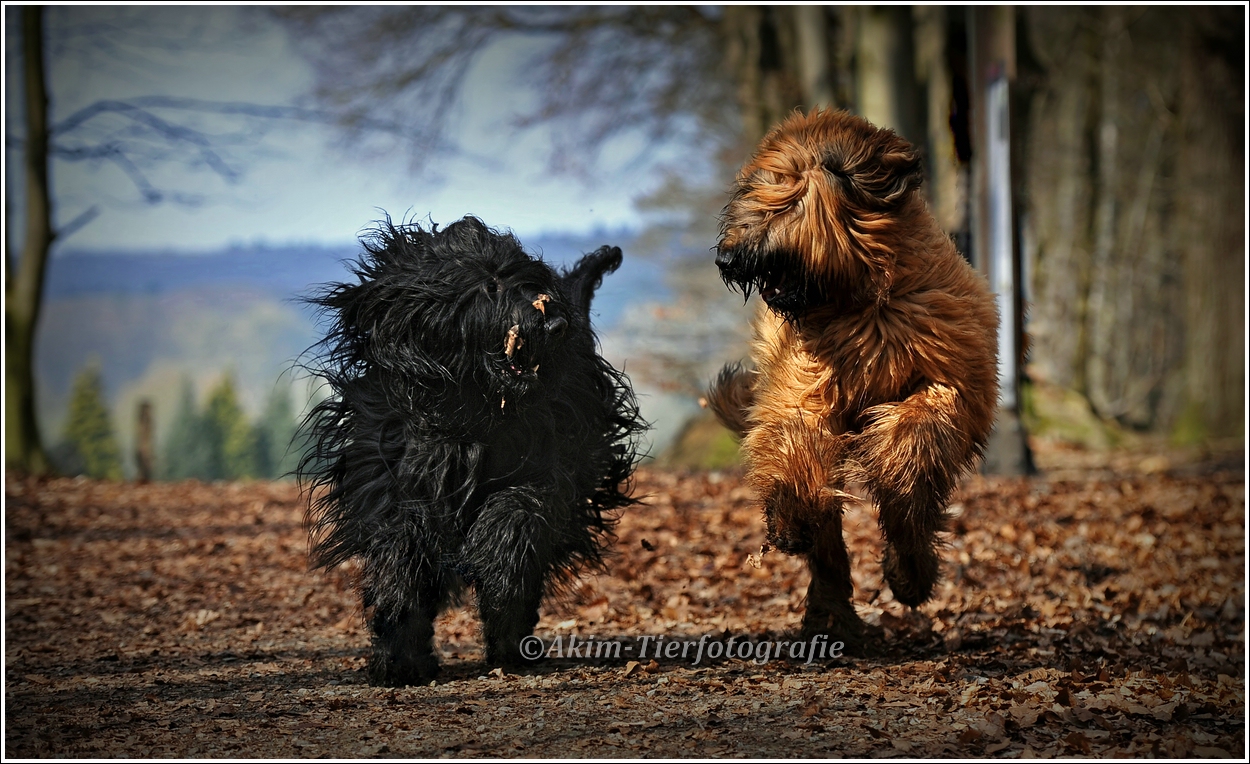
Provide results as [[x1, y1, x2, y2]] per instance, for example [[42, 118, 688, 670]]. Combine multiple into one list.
[[853, 383, 971, 607]]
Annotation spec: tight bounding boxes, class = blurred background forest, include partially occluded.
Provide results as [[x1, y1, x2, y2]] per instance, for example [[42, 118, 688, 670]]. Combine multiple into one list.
[[5, 5, 1243, 481]]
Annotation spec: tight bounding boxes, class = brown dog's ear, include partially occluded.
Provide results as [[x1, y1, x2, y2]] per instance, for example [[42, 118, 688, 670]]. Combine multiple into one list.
[[826, 133, 923, 210], [871, 143, 923, 206]]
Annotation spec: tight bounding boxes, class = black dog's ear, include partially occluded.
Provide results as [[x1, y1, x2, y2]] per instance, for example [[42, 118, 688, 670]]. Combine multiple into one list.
[[560, 245, 622, 316]]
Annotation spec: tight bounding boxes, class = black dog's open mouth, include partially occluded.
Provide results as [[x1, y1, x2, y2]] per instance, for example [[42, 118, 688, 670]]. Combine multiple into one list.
[[501, 324, 541, 380]]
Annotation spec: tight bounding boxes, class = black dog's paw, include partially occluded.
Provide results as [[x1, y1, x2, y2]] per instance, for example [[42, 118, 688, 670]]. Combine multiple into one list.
[[366, 651, 440, 688]]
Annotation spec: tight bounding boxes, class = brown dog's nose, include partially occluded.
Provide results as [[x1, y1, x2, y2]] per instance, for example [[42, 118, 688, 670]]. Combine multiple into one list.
[[715, 248, 735, 269], [545, 317, 567, 337]]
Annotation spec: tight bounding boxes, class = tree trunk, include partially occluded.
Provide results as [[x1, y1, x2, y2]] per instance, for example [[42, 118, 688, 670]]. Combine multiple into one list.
[[854, 7, 923, 146], [135, 399, 155, 483], [720, 6, 803, 143], [1020, 8, 1097, 394], [6, 6, 53, 475], [912, 6, 963, 233], [1084, 6, 1124, 419], [968, 5, 1033, 475], [791, 6, 834, 108], [1171, 9, 1245, 442]]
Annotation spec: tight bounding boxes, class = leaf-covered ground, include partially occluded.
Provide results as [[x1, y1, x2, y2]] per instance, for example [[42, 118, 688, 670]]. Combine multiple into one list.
[[4, 448, 1244, 758]]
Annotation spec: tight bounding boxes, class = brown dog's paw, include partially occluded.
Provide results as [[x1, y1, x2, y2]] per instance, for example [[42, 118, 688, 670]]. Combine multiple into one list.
[[882, 544, 940, 608], [799, 608, 881, 658], [763, 483, 817, 554]]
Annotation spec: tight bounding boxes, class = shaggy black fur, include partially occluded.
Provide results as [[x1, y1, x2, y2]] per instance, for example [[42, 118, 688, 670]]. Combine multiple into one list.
[[299, 216, 645, 687]]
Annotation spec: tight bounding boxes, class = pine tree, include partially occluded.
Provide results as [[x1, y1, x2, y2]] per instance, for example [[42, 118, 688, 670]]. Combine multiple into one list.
[[258, 384, 300, 479], [203, 375, 258, 480], [59, 365, 123, 480], [161, 378, 211, 480]]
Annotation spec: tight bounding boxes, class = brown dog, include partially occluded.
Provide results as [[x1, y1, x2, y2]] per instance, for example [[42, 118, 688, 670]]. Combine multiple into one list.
[[707, 108, 999, 649]]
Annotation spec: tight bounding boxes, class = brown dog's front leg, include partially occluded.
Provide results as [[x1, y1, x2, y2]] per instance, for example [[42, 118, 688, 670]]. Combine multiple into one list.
[[742, 416, 868, 651], [743, 417, 845, 554], [853, 383, 974, 607]]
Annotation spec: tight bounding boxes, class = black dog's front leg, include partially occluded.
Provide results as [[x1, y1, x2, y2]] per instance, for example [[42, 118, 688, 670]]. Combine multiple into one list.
[[367, 597, 439, 687], [361, 545, 446, 687], [461, 487, 556, 666]]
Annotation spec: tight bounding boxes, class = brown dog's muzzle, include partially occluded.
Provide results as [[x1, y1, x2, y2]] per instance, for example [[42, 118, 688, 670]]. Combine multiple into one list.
[[714, 243, 756, 291]]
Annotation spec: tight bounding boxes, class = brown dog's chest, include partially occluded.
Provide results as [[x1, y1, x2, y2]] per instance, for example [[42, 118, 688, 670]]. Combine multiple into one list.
[[751, 306, 923, 432]]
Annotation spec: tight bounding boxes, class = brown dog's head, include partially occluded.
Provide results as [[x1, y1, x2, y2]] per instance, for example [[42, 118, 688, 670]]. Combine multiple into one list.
[[715, 108, 922, 321]]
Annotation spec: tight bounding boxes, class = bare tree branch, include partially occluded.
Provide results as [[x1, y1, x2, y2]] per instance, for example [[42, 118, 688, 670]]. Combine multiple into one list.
[[52, 95, 409, 136], [272, 6, 736, 175], [30, 95, 416, 208], [55, 204, 100, 241]]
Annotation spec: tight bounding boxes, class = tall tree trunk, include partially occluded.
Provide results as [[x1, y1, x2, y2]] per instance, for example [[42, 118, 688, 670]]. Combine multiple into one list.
[[1171, 9, 1245, 442], [791, 6, 834, 108], [1084, 6, 1124, 419], [854, 7, 923, 146], [1018, 8, 1096, 393], [912, 6, 963, 233], [721, 6, 803, 143], [969, 5, 1033, 475], [6, 6, 53, 475]]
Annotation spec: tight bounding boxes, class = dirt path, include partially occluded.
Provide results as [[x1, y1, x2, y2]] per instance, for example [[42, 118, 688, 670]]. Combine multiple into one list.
[[4, 465, 1244, 757]]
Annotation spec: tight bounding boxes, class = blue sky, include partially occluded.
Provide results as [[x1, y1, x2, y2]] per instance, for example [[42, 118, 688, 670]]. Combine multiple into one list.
[[5, 6, 693, 254]]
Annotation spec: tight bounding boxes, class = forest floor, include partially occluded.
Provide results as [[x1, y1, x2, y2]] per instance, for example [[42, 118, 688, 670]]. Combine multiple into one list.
[[4, 440, 1245, 758]]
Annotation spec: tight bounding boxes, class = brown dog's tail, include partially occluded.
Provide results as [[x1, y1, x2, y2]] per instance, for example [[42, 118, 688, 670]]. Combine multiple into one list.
[[702, 362, 755, 437]]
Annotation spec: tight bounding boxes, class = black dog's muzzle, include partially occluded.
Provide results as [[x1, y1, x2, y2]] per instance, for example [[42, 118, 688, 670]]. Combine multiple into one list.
[[500, 299, 570, 384]]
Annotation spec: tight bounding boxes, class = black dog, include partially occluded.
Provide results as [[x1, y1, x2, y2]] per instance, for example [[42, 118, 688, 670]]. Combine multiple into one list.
[[300, 216, 644, 687]]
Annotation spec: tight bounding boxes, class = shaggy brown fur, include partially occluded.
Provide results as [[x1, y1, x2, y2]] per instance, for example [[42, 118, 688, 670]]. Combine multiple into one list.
[[707, 108, 999, 650]]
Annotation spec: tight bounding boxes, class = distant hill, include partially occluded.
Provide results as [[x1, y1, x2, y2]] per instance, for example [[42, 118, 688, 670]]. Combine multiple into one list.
[[47, 227, 658, 327]]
